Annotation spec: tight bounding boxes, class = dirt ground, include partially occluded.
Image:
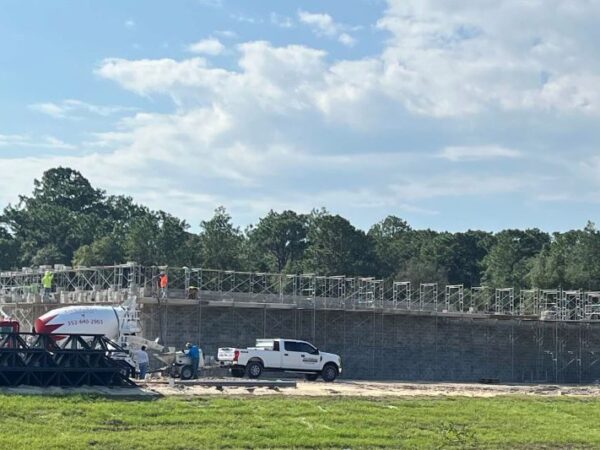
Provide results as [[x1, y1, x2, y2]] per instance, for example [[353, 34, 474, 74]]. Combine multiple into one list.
[[3, 379, 600, 398], [143, 379, 600, 398]]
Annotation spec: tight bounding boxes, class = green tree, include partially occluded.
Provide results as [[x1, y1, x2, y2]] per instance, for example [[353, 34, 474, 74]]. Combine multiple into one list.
[[564, 222, 600, 290], [198, 207, 244, 270], [529, 231, 575, 288], [155, 212, 191, 266], [247, 210, 307, 272], [482, 229, 549, 288], [0, 227, 18, 270], [303, 211, 375, 276], [31, 244, 65, 266], [445, 231, 494, 286], [124, 215, 160, 266], [73, 235, 124, 267], [1, 167, 108, 265], [395, 256, 449, 286], [31, 167, 105, 214], [368, 216, 415, 278]]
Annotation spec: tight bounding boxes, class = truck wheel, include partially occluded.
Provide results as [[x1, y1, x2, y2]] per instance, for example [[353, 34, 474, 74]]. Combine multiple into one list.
[[180, 365, 194, 380], [321, 364, 338, 382], [305, 373, 319, 381], [231, 368, 245, 378], [246, 361, 263, 379]]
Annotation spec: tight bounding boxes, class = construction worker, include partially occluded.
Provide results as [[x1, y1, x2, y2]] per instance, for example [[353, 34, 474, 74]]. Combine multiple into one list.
[[158, 271, 168, 299], [134, 345, 149, 380], [185, 342, 200, 379], [41, 271, 53, 301], [187, 286, 199, 300]]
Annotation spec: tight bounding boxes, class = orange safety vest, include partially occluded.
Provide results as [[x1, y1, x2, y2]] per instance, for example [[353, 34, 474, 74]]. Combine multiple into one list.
[[159, 274, 168, 288]]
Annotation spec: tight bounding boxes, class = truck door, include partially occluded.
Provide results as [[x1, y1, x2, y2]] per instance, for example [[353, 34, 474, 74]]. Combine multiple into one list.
[[283, 341, 320, 370]]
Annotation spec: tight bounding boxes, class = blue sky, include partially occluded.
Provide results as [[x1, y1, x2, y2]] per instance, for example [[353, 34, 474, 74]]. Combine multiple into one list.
[[1, 0, 600, 232]]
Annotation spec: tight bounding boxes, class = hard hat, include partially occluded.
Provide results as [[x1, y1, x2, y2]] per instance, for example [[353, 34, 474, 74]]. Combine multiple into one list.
[[186, 342, 191, 348]]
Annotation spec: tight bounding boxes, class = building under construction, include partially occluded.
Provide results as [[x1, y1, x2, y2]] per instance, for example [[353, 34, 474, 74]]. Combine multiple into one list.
[[2, 263, 600, 383]]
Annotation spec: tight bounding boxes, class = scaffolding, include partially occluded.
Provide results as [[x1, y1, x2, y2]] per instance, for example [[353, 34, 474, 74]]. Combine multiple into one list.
[[562, 290, 583, 321], [584, 292, 600, 320], [2, 264, 600, 322], [444, 285, 464, 312], [519, 289, 539, 315], [419, 283, 438, 312], [393, 281, 411, 310], [540, 289, 561, 320], [469, 286, 492, 313], [495, 288, 514, 315]]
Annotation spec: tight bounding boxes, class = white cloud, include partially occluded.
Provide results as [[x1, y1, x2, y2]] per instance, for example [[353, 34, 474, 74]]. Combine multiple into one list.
[[298, 10, 357, 47], [29, 99, 136, 119], [338, 33, 356, 47], [215, 30, 237, 39], [270, 13, 294, 29], [298, 11, 337, 36], [97, 43, 327, 111], [124, 19, 135, 29], [439, 146, 521, 162], [95, 57, 212, 96], [390, 175, 535, 200], [4, 1, 600, 230], [374, 0, 600, 117], [0, 134, 75, 150], [230, 13, 262, 24], [187, 38, 225, 55]]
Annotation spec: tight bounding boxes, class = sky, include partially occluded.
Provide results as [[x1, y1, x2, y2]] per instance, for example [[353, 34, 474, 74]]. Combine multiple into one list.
[[1, 0, 600, 232]]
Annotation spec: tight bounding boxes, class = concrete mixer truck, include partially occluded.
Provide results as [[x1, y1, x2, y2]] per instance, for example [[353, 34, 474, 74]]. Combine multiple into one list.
[[34, 299, 141, 339], [32, 297, 200, 379], [32, 297, 143, 377]]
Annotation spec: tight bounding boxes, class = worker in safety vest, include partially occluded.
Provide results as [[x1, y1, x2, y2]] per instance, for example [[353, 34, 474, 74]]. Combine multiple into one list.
[[41, 271, 53, 301], [158, 271, 168, 299], [185, 342, 201, 379]]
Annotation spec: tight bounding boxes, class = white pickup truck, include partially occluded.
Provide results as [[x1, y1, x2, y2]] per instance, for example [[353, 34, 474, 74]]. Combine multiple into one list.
[[217, 338, 342, 382]]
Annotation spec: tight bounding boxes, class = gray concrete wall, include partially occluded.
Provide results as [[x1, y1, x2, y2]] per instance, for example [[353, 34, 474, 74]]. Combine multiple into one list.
[[140, 303, 600, 383]]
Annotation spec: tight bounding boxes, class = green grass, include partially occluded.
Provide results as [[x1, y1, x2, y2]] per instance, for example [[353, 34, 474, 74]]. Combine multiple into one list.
[[1, 394, 600, 449]]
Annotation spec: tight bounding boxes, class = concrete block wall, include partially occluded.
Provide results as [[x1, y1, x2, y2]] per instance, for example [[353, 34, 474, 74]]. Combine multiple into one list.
[[6, 301, 600, 383], [140, 303, 600, 383]]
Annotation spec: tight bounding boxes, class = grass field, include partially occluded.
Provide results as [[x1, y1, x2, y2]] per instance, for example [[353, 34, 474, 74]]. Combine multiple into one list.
[[1, 394, 600, 449]]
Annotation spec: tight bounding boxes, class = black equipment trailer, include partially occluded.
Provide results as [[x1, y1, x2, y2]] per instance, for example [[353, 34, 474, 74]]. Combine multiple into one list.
[[0, 332, 136, 388]]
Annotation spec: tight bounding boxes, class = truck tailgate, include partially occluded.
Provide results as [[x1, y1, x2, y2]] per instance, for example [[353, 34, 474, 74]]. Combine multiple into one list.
[[217, 347, 237, 361]]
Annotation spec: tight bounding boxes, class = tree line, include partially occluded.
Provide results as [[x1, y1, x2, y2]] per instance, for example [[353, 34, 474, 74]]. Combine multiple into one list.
[[1, 167, 599, 290]]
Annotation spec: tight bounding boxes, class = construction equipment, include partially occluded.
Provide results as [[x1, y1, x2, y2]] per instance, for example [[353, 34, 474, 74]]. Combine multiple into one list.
[[161, 348, 205, 380], [0, 332, 136, 387]]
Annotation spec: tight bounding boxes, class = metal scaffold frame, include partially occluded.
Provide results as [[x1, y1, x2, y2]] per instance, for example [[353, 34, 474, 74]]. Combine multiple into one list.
[[392, 281, 411, 310], [469, 286, 492, 313], [0, 263, 141, 304], [584, 292, 600, 319], [445, 285, 464, 312], [519, 289, 539, 315], [495, 288, 514, 315], [419, 283, 438, 312], [561, 290, 583, 321], [540, 289, 561, 319], [3, 264, 600, 322]]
